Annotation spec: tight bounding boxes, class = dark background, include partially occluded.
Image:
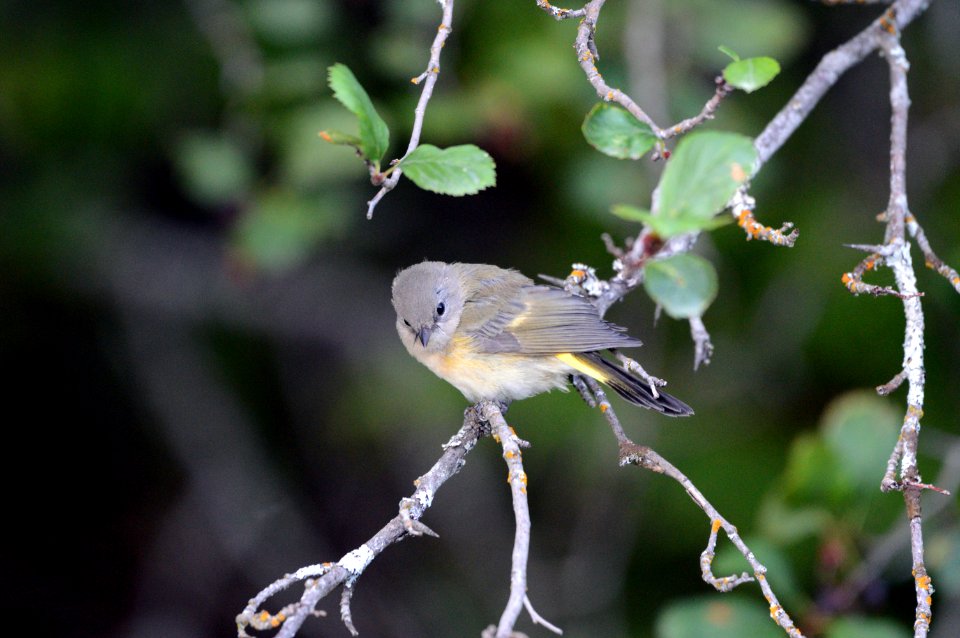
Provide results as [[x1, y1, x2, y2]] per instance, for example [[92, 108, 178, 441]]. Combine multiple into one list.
[[2, 1, 959, 637]]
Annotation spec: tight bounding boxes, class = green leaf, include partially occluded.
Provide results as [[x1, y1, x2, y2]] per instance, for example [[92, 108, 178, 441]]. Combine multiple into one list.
[[821, 393, 900, 492], [582, 103, 657, 160], [825, 617, 910, 638], [610, 204, 652, 222], [656, 597, 784, 638], [397, 144, 496, 196], [717, 45, 740, 61], [723, 57, 781, 93], [174, 132, 254, 206], [653, 131, 756, 237], [643, 254, 718, 319], [327, 63, 389, 167]]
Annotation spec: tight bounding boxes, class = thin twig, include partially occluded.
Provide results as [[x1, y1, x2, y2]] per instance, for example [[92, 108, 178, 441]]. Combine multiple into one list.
[[616, 442, 806, 638], [534, 0, 586, 20], [612, 349, 665, 395], [730, 188, 798, 247], [877, 368, 908, 395], [523, 595, 564, 635], [688, 316, 714, 370], [481, 402, 534, 638], [569, 0, 732, 140], [577, 387, 805, 637], [367, 0, 455, 218], [906, 213, 960, 293]]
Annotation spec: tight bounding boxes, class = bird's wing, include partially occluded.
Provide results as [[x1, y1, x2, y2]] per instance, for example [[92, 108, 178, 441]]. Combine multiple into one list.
[[466, 284, 642, 354]]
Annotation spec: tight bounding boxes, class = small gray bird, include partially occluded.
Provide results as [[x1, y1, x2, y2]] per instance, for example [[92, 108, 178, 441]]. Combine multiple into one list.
[[391, 262, 693, 416]]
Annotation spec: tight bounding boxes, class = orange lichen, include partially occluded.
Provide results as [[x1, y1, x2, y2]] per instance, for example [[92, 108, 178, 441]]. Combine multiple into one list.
[[711, 519, 722, 533]]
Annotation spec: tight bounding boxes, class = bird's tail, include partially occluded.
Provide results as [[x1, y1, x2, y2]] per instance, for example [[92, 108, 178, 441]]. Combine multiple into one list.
[[558, 352, 694, 417]]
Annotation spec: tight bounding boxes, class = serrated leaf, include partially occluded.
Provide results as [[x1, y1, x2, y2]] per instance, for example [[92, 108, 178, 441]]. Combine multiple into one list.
[[654, 131, 756, 237], [723, 57, 781, 93], [582, 103, 657, 160], [643, 254, 718, 319], [397, 144, 496, 196], [717, 45, 740, 62], [327, 63, 389, 167], [611, 204, 652, 222]]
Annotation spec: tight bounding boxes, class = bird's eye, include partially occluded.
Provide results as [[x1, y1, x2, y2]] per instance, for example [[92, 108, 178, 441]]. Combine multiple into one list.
[[436, 302, 445, 317], [403, 319, 412, 328]]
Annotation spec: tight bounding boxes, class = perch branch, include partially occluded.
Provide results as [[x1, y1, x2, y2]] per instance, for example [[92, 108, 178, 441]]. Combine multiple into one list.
[[480, 402, 546, 638]]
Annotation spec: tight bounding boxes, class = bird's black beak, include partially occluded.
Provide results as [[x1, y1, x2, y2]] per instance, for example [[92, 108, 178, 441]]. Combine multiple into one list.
[[416, 326, 432, 347]]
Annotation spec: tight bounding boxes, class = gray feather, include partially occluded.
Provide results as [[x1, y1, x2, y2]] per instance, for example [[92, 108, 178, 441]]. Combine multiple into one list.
[[470, 285, 642, 355]]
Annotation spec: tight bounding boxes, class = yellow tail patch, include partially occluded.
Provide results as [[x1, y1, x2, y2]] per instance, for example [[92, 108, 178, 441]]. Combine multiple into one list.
[[556, 352, 609, 382]]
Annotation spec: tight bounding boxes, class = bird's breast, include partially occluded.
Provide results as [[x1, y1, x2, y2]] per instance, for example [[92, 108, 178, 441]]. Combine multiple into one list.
[[411, 336, 572, 403]]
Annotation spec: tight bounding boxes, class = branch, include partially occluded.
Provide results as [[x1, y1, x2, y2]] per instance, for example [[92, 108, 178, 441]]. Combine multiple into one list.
[[236, 410, 486, 637], [534, 0, 586, 20], [579, 378, 806, 638], [366, 0, 455, 218], [754, 0, 930, 168], [479, 402, 553, 638], [873, 29, 938, 638], [829, 19, 953, 637], [906, 213, 960, 293], [569, 0, 732, 139]]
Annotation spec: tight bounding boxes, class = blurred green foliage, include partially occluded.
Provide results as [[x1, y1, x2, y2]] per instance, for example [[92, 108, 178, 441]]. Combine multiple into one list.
[[2, 1, 958, 637]]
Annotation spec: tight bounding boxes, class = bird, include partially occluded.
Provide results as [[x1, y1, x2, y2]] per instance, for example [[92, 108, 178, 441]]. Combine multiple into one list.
[[390, 261, 693, 416]]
